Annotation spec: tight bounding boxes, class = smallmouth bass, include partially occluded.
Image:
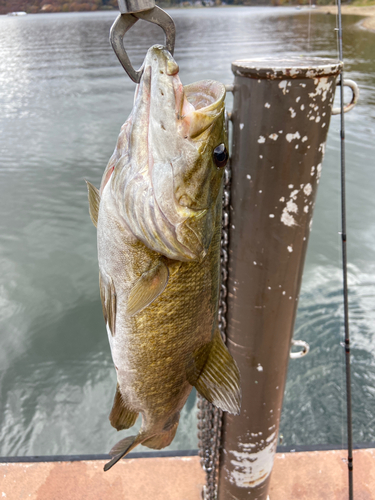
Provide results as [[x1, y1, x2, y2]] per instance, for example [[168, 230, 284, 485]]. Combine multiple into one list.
[[86, 45, 241, 471]]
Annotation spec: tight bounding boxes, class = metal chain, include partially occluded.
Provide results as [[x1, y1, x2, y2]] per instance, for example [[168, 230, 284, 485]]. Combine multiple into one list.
[[197, 139, 231, 500]]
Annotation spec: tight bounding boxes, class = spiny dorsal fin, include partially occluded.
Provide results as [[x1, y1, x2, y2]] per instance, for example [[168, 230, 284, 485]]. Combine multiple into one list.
[[189, 329, 241, 415], [99, 272, 116, 336], [109, 384, 138, 431], [85, 180, 100, 228], [127, 260, 169, 317]]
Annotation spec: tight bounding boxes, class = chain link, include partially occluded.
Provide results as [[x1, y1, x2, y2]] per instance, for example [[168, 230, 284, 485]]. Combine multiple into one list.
[[197, 133, 231, 500]]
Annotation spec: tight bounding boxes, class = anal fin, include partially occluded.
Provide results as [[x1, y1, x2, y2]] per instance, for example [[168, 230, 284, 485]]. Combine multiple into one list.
[[109, 384, 138, 431], [189, 329, 241, 415]]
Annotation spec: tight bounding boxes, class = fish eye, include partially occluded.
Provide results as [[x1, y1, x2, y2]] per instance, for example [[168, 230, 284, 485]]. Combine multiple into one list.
[[213, 143, 228, 169]]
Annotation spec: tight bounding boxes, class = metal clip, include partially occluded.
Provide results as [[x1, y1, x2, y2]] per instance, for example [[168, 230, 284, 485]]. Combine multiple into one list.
[[290, 339, 310, 359], [110, 0, 176, 83], [332, 79, 359, 115]]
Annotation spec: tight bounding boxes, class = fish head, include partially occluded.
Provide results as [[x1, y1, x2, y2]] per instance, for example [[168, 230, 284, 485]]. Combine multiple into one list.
[[113, 45, 228, 261], [169, 78, 228, 260]]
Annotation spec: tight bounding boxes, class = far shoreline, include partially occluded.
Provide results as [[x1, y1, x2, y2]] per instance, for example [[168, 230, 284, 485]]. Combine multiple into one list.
[[3, 4, 375, 33], [316, 4, 375, 32]]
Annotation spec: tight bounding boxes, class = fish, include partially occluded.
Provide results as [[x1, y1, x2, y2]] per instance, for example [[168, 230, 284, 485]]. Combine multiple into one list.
[[86, 44, 241, 471]]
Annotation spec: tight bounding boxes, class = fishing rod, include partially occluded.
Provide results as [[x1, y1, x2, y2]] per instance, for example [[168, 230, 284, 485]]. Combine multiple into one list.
[[336, 1, 354, 498]]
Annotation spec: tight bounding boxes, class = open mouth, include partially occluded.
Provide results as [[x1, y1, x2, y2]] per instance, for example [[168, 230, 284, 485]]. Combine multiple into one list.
[[176, 79, 226, 140]]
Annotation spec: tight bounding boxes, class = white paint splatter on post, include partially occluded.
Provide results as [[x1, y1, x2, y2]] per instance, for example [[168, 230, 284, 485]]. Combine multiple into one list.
[[229, 436, 277, 488], [281, 211, 296, 227], [286, 200, 298, 213], [317, 163, 322, 182], [303, 183, 312, 196], [278, 80, 288, 95], [286, 131, 301, 142], [309, 77, 333, 102]]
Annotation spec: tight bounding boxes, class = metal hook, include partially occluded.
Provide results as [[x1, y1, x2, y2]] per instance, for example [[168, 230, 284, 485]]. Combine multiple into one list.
[[332, 79, 359, 115], [290, 339, 310, 359], [110, 0, 176, 83]]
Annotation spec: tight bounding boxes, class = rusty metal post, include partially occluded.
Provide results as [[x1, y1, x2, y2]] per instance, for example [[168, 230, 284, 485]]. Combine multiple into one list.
[[217, 59, 343, 499]]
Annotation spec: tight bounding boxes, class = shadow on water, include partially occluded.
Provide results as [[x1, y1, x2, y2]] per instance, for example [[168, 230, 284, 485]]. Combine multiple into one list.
[[0, 294, 198, 456], [0, 297, 111, 456]]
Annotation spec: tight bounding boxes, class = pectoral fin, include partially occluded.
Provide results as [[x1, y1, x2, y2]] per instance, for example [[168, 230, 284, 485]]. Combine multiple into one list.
[[188, 329, 241, 415], [127, 261, 169, 317], [85, 180, 100, 228], [109, 384, 138, 431], [99, 272, 116, 336]]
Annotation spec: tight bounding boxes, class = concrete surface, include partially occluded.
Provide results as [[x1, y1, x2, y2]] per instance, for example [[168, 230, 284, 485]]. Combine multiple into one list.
[[0, 449, 374, 499], [269, 449, 375, 500]]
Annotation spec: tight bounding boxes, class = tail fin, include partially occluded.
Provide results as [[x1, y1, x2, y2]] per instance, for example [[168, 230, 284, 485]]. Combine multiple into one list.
[[104, 434, 145, 471], [104, 419, 180, 471], [142, 420, 179, 450]]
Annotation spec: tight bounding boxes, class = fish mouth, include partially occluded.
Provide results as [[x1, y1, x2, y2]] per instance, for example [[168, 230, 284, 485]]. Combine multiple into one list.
[[138, 45, 226, 155], [178, 80, 226, 141]]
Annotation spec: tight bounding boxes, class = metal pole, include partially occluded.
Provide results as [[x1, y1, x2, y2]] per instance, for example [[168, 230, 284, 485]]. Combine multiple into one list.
[[218, 58, 343, 499]]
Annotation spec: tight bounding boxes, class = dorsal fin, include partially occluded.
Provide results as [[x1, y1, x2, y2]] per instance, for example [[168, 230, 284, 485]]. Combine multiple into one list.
[[85, 180, 100, 228]]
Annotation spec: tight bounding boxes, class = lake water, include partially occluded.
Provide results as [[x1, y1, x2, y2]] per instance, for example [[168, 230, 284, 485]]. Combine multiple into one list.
[[0, 7, 374, 457]]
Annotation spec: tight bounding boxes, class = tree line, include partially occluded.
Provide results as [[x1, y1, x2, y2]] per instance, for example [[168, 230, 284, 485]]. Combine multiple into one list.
[[0, 0, 337, 16]]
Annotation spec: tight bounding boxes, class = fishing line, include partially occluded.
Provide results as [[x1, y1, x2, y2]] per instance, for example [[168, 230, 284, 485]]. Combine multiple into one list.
[[336, 0, 354, 497], [335, 0, 340, 59], [332, 0, 347, 459]]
